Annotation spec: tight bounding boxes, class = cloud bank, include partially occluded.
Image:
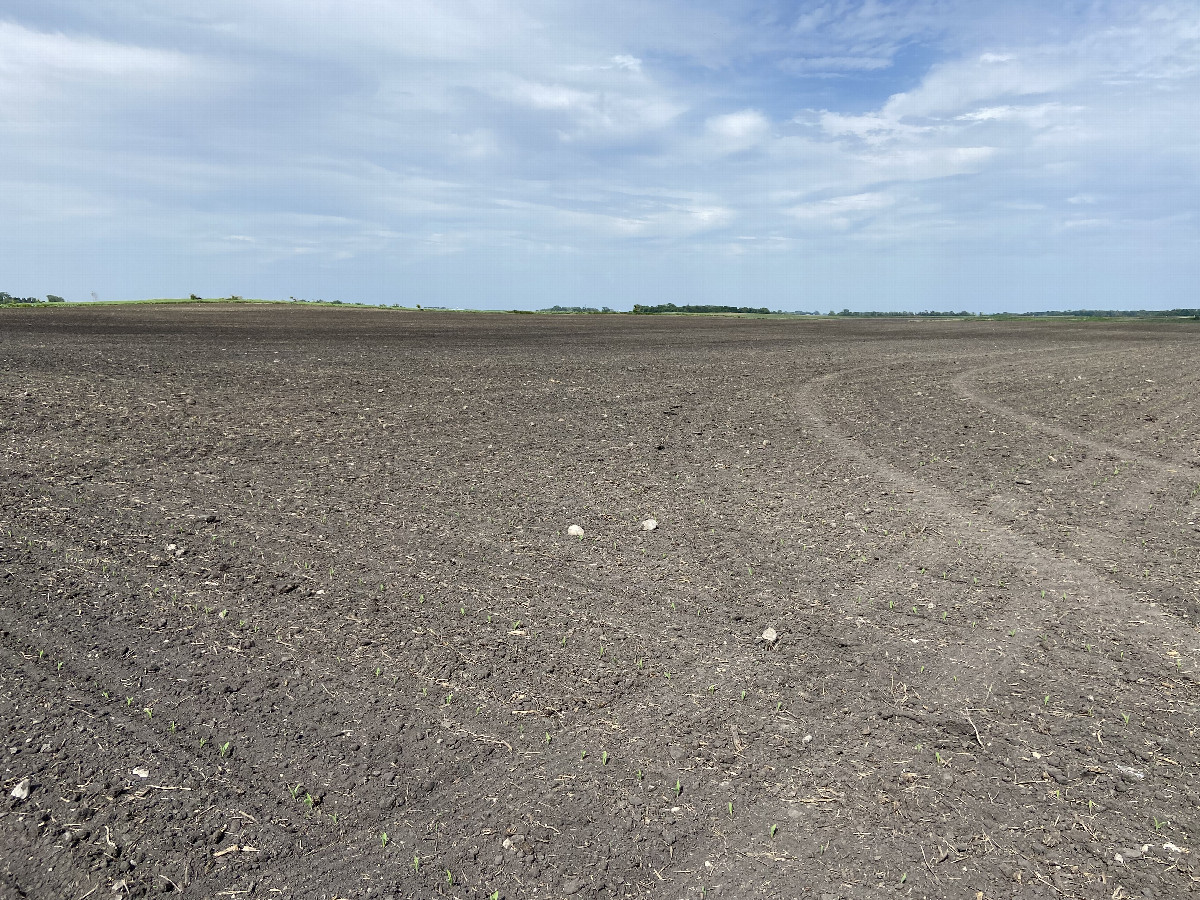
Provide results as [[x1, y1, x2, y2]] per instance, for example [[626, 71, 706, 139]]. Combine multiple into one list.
[[2, 1, 1198, 310]]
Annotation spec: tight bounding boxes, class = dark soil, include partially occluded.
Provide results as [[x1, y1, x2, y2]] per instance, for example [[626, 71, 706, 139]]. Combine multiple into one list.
[[1, 305, 1197, 900]]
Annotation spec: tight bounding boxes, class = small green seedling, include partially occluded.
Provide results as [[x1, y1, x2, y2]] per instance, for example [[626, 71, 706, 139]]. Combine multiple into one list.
[[581, 750, 587, 760], [169, 721, 177, 733], [636, 770, 643, 781], [447, 870, 453, 885], [144, 707, 153, 719], [545, 732, 552, 745], [219, 741, 232, 757], [102, 691, 110, 700], [602, 750, 609, 765], [413, 855, 420, 872], [199, 738, 208, 750], [727, 801, 733, 818], [770, 824, 777, 838], [675, 779, 682, 796], [380, 832, 389, 847], [740, 689, 747, 700], [1043, 695, 1050, 707], [291, 783, 302, 799], [57, 661, 64, 671], [126, 696, 134, 706]]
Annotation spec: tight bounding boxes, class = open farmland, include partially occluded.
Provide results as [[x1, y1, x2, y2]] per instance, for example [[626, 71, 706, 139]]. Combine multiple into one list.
[[1, 304, 1198, 900]]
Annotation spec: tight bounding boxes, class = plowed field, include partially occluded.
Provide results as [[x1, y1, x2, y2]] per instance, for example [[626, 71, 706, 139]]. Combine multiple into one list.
[[2, 305, 1197, 900]]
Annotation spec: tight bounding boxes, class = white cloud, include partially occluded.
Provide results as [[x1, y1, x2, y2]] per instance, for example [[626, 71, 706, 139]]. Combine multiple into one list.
[[706, 109, 770, 153], [788, 192, 895, 229], [0, 20, 192, 78], [780, 55, 891, 74], [0, 19, 201, 120]]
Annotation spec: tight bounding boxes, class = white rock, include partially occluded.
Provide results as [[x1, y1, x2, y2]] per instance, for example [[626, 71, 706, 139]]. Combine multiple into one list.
[[567, 524, 585, 537], [761, 627, 778, 643], [132, 768, 149, 779], [641, 518, 658, 531], [10, 778, 30, 800]]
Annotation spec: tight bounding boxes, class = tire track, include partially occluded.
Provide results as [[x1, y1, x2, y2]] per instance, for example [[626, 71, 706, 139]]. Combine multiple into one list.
[[795, 368, 1196, 704], [952, 362, 1199, 477]]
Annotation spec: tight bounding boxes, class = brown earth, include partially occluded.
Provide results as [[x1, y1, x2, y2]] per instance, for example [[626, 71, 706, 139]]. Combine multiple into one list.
[[1, 304, 1197, 900]]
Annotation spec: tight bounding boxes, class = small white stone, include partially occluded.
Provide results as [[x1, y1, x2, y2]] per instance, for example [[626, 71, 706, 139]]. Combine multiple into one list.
[[10, 778, 30, 800], [801, 734, 813, 745], [641, 518, 658, 531], [567, 524, 585, 537], [132, 768, 149, 779], [761, 627, 778, 643]]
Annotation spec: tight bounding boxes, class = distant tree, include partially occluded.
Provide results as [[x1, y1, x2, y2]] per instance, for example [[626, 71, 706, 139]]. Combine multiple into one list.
[[190, 293, 201, 301], [46, 294, 65, 303]]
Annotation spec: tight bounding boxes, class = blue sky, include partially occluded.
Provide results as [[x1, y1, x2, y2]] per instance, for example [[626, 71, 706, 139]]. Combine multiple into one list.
[[3, 1, 1199, 311]]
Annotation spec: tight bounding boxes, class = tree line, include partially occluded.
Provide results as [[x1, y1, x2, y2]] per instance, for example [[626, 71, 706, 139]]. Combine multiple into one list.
[[0, 293, 64, 304]]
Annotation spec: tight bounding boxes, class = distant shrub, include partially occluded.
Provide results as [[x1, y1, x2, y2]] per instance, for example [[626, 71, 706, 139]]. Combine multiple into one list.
[[46, 294, 65, 303], [632, 303, 772, 315]]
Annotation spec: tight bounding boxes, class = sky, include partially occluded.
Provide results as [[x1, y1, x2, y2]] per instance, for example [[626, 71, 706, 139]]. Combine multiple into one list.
[[2, 1, 1199, 312]]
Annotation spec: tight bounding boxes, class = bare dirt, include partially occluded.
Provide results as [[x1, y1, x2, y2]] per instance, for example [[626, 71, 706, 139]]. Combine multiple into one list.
[[1, 304, 1197, 900]]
